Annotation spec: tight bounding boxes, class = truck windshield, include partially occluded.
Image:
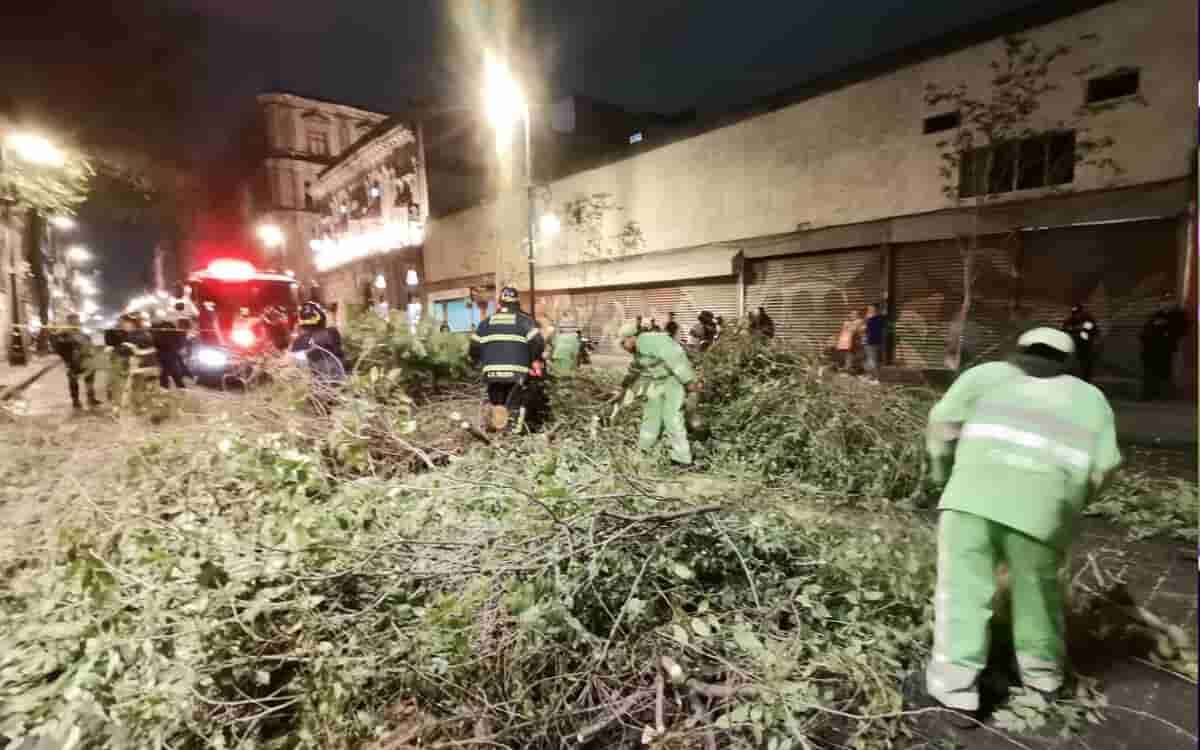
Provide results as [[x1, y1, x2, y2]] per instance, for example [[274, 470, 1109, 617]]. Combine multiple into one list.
[[194, 279, 298, 339]]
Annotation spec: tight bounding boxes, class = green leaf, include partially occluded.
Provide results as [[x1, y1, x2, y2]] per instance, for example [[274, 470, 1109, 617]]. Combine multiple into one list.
[[691, 617, 712, 638], [729, 704, 750, 724], [863, 590, 885, 602], [733, 628, 764, 654], [671, 562, 695, 580], [671, 624, 690, 645]]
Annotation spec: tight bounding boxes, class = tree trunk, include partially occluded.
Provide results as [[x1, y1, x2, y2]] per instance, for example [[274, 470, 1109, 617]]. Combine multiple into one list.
[[23, 209, 50, 356]]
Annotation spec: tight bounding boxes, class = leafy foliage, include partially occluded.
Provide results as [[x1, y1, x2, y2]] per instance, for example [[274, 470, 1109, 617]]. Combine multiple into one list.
[[0, 325, 1195, 749]]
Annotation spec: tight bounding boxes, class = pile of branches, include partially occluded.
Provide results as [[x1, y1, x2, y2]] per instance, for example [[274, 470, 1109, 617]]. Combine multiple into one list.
[[1, 323, 1196, 750], [0, 424, 944, 749]]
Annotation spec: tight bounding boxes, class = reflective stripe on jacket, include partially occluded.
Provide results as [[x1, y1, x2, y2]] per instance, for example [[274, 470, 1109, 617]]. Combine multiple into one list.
[[469, 307, 545, 383], [926, 360, 1121, 548]]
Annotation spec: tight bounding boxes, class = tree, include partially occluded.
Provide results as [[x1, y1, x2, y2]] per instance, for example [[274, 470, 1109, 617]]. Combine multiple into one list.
[[924, 34, 1127, 370], [553, 192, 645, 337]]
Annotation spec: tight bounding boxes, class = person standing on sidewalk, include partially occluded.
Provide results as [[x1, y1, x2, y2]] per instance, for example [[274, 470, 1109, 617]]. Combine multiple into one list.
[[1061, 304, 1101, 383], [919, 327, 1120, 728], [1140, 296, 1188, 401], [862, 305, 886, 383], [51, 313, 100, 410], [834, 309, 864, 373]]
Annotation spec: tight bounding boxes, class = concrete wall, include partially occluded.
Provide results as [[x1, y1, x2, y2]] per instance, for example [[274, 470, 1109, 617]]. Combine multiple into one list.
[[424, 0, 1195, 287]]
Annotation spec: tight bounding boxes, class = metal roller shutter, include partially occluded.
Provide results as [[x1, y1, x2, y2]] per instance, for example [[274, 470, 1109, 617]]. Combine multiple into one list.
[[892, 239, 1019, 370], [538, 281, 738, 354], [744, 248, 882, 355], [1019, 218, 1179, 379]]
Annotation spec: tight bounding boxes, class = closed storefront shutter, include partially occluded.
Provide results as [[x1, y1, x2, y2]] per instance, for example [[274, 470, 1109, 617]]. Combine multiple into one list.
[[744, 248, 882, 355], [1019, 218, 1179, 379], [892, 238, 1019, 370], [538, 280, 738, 354]]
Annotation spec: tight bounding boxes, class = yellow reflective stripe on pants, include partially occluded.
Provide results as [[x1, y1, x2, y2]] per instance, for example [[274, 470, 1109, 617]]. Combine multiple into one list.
[[525, 328, 540, 340], [482, 364, 530, 375], [478, 334, 528, 344], [960, 422, 1090, 470]]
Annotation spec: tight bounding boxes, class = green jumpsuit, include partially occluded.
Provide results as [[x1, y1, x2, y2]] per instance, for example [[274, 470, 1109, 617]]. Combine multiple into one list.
[[924, 360, 1121, 710], [551, 332, 581, 374], [624, 332, 696, 465]]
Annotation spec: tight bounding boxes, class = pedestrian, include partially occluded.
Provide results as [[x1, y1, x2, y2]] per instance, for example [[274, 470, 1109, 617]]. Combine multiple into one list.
[[920, 327, 1120, 728], [1140, 295, 1188, 400], [1061, 303, 1100, 383], [715, 315, 726, 343], [689, 311, 717, 352], [863, 304, 886, 382], [469, 287, 545, 432], [664, 312, 679, 340], [618, 320, 700, 466], [293, 302, 346, 384], [635, 315, 644, 333], [649, 318, 661, 332], [835, 309, 864, 373], [52, 313, 100, 410], [749, 306, 776, 339], [151, 315, 187, 389]]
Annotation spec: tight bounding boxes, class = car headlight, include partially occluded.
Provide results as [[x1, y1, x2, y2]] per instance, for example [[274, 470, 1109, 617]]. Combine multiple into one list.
[[292, 350, 307, 362], [195, 347, 229, 369]]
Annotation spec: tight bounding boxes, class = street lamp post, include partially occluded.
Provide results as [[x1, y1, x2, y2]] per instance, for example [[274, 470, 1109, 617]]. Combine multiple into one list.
[[485, 56, 540, 321]]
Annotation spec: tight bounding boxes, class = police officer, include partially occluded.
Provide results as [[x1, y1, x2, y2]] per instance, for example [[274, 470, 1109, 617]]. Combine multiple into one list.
[[689, 311, 717, 352], [468, 286, 544, 431], [618, 320, 700, 466], [920, 327, 1120, 727], [1061, 303, 1100, 382], [1140, 295, 1188, 401], [52, 313, 100, 410], [291, 301, 346, 385]]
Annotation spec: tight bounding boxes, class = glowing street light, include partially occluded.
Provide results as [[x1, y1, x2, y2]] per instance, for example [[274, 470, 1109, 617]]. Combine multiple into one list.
[[485, 54, 526, 150], [256, 223, 285, 249], [51, 215, 76, 230], [66, 245, 91, 265], [4, 132, 66, 167], [539, 213, 561, 237]]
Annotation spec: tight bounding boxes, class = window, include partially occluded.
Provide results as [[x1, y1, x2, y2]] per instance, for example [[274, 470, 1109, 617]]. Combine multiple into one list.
[[629, 132, 644, 144], [923, 111, 960, 134], [1086, 69, 1139, 104], [957, 130, 1076, 198], [307, 131, 330, 156]]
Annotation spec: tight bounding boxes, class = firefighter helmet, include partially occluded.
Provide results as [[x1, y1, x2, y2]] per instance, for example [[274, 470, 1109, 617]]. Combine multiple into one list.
[[499, 286, 519, 304], [299, 301, 327, 328]]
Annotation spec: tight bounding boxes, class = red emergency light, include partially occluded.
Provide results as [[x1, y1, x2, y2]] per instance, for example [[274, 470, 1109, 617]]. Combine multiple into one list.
[[206, 259, 257, 280]]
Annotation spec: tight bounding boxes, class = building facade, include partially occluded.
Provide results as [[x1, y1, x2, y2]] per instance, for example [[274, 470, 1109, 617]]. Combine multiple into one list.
[[423, 0, 1196, 393], [241, 93, 388, 289], [306, 117, 429, 320]]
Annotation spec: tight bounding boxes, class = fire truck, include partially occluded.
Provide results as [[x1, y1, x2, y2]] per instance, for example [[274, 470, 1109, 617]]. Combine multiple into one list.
[[185, 259, 301, 384]]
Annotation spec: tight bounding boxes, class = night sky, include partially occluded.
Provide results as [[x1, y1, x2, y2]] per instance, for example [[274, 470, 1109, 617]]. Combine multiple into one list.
[[5, 0, 1043, 307]]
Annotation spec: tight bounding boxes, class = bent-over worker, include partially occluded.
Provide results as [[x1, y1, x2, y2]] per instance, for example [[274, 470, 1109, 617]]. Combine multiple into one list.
[[922, 327, 1120, 727], [618, 320, 700, 466]]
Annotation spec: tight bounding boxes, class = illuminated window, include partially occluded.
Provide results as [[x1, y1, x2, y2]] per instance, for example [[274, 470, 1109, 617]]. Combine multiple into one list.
[[307, 131, 330, 156]]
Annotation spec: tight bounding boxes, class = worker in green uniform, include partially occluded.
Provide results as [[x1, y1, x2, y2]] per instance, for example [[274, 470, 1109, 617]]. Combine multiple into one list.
[[550, 328, 582, 374], [921, 327, 1121, 727], [618, 321, 699, 466]]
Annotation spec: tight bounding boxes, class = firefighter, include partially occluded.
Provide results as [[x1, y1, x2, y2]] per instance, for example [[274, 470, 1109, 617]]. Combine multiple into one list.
[[291, 301, 346, 386], [618, 320, 700, 466], [52, 313, 100, 410], [468, 286, 544, 431], [1140, 296, 1188, 401], [920, 327, 1120, 727]]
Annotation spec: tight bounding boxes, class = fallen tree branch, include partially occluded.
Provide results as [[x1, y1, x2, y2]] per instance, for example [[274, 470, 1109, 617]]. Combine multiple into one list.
[[600, 504, 723, 525], [573, 689, 653, 745]]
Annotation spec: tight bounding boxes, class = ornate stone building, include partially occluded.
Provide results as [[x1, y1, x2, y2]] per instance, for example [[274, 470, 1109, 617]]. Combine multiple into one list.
[[240, 92, 388, 288], [307, 117, 429, 320]]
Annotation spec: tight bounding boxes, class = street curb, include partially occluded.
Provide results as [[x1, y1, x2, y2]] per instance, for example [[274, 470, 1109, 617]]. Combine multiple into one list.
[[0, 361, 62, 402]]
